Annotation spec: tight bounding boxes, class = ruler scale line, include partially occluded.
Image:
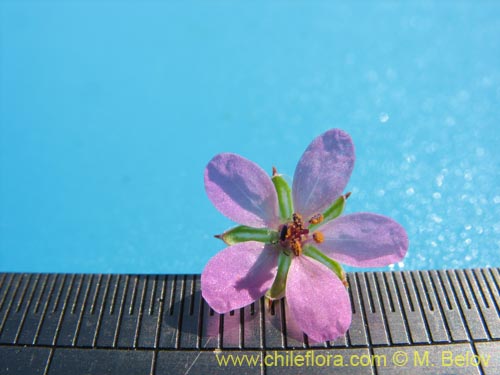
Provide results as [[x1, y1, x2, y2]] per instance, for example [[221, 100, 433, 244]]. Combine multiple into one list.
[[490, 268, 500, 295], [355, 273, 378, 375], [426, 270, 456, 343], [30, 274, 58, 345], [0, 274, 31, 343], [0, 274, 15, 312], [34, 275, 52, 315], [481, 268, 500, 314], [448, 269, 488, 341], [147, 275, 156, 316], [109, 275, 120, 315], [13, 274, 44, 344], [52, 274, 76, 346], [436, 269, 469, 342], [0, 274, 7, 292], [406, 270, 432, 343], [150, 275, 166, 375], [133, 276, 148, 348], [467, 268, 500, 339], [113, 274, 129, 348], [89, 274, 103, 315], [372, 272, 394, 344], [92, 274, 112, 347], [72, 274, 94, 346], [34, 274, 62, 345], [176, 275, 185, 349], [51, 274, 66, 314], [445, 270, 489, 375], [15, 274, 33, 313], [70, 274, 85, 315], [0, 274, 21, 328]]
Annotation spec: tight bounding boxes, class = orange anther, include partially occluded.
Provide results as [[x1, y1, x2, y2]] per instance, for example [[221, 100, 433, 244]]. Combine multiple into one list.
[[291, 240, 302, 256], [312, 231, 324, 244], [308, 213, 324, 225]]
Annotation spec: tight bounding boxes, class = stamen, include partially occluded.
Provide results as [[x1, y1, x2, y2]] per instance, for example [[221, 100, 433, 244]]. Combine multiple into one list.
[[299, 228, 309, 236], [312, 231, 324, 244], [290, 239, 302, 256], [308, 213, 324, 225], [292, 213, 303, 226], [279, 212, 309, 256]]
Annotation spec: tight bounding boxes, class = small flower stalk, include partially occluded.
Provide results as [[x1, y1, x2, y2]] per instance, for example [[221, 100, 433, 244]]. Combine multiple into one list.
[[202, 129, 408, 342]]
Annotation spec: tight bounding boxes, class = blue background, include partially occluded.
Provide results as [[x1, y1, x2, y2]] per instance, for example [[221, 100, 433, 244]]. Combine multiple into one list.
[[1, 1, 499, 274]]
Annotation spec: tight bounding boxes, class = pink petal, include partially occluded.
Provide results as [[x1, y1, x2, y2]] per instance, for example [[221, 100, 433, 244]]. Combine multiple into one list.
[[292, 129, 355, 219], [316, 213, 409, 267], [204, 153, 280, 228], [286, 256, 351, 342], [201, 242, 278, 313]]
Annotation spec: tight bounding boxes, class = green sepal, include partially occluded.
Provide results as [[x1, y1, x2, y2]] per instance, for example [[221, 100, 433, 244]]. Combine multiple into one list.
[[272, 170, 293, 222], [215, 225, 279, 245], [266, 250, 292, 300], [303, 245, 346, 284], [308, 193, 350, 231]]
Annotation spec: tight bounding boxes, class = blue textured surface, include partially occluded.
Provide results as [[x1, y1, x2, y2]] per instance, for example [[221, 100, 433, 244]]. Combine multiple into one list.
[[1, 2, 499, 273]]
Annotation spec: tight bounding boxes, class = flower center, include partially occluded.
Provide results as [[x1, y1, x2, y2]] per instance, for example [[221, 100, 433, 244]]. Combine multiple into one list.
[[278, 212, 325, 256]]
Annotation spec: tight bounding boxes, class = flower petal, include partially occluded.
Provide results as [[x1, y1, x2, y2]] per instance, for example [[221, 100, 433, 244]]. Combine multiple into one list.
[[316, 213, 409, 267], [205, 153, 280, 228], [286, 256, 351, 342], [201, 242, 278, 313], [292, 129, 355, 219]]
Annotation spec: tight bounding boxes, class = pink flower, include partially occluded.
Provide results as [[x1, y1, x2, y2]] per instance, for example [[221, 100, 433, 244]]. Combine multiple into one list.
[[202, 129, 408, 342]]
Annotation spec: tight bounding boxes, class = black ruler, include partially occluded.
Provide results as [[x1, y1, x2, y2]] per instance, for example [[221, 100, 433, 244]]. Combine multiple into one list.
[[0, 269, 499, 374]]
